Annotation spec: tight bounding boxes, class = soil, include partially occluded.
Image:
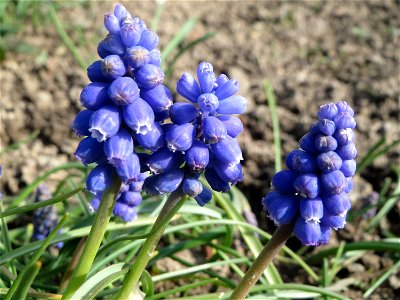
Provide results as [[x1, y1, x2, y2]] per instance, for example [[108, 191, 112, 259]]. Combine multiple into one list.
[[0, 0, 399, 298]]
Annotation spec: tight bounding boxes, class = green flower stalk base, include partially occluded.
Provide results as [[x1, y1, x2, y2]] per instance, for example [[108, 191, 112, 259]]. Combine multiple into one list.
[[61, 176, 121, 300], [230, 223, 294, 299], [115, 189, 186, 300]]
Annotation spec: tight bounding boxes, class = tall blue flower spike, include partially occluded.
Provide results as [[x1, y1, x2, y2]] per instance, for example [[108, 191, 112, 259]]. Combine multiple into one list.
[[74, 4, 247, 219], [262, 101, 356, 246]]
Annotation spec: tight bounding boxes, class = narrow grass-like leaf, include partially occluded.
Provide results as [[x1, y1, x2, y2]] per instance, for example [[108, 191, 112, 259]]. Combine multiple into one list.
[[48, 5, 87, 69], [151, 2, 164, 32], [140, 269, 154, 297], [0, 289, 61, 300], [0, 187, 82, 218], [363, 259, 400, 298], [161, 17, 197, 62], [264, 80, 282, 172], [0, 130, 39, 155], [9, 261, 41, 300], [0, 200, 15, 275]]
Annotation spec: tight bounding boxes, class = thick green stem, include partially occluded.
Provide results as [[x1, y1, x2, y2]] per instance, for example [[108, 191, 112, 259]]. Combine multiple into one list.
[[230, 223, 294, 300], [61, 176, 121, 299], [115, 189, 186, 300]]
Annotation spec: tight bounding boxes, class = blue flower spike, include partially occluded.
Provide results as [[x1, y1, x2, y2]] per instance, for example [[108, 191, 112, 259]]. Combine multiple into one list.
[[262, 101, 356, 246]]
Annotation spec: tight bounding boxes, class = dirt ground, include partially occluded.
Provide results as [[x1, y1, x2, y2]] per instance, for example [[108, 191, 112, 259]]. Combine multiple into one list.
[[0, 1, 399, 298]]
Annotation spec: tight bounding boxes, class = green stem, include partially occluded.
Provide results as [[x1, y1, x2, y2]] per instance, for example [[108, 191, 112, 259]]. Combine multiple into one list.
[[230, 223, 294, 300], [61, 176, 121, 299], [115, 189, 186, 300]]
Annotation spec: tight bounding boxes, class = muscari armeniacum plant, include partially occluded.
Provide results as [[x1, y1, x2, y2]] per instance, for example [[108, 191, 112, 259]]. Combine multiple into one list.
[[63, 3, 247, 299], [231, 101, 357, 299]]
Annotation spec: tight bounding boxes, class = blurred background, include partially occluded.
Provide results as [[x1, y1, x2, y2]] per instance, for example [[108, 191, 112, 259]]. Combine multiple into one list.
[[0, 1, 399, 298]]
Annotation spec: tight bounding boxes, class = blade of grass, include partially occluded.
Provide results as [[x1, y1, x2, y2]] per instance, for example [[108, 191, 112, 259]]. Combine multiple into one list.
[[0, 289, 61, 300], [151, 2, 164, 32], [363, 259, 400, 298], [9, 262, 41, 300], [0, 186, 82, 218], [0, 130, 39, 155], [358, 138, 400, 173], [264, 80, 282, 172], [0, 200, 15, 275]]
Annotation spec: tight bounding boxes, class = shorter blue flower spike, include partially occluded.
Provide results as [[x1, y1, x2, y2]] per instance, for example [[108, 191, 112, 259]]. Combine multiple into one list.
[[185, 140, 210, 171], [203, 116, 227, 144], [217, 115, 243, 138], [169, 103, 197, 125], [80, 82, 110, 110], [74, 137, 104, 166], [113, 153, 141, 184], [205, 169, 230, 193], [317, 103, 338, 120], [294, 173, 319, 199], [114, 3, 130, 20], [320, 170, 347, 195], [271, 170, 298, 194], [318, 225, 331, 245], [135, 122, 164, 151], [182, 178, 203, 197], [108, 77, 140, 106], [147, 147, 182, 174], [215, 79, 239, 100], [314, 135, 338, 152], [125, 46, 150, 69], [336, 143, 357, 160], [89, 105, 122, 142], [177, 73, 202, 103], [300, 198, 323, 222], [318, 118, 336, 136], [154, 169, 184, 193], [101, 54, 127, 79], [210, 135, 243, 165], [104, 128, 134, 163], [123, 98, 155, 134], [197, 93, 219, 113], [194, 187, 212, 206], [344, 177, 353, 193], [216, 95, 247, 115], [129, 173, 147, 192], [86, 163, 115, 195], [87, 61, 109, 82], [72, 110, 94, 137], [317, 151, 342, 173], [216, 74, 229, 86], [166, 123, 196, 152], [134, 64, 164, 90], [294, 217, 321, 246]]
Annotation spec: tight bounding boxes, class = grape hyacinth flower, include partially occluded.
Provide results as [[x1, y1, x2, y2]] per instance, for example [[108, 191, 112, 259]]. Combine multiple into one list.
[[262, 101, 357, 246], [32, 185, 63, 248]]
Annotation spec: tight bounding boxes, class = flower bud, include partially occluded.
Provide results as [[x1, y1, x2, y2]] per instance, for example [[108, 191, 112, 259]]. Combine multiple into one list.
[[104, 128, 134, 163], [334, 112, 356, 129], [217, 115, 243, 138], [114, 203, 137, 222], [318, 118, 336, 136], [216, 74, 229, 87], [185, 140, 210, 171], [123, 98, 155, 134], [169, 103, 197, 125], [317, 103, 338, 120], [196, 61, 213, 78], [216, 95, 247, 115], [102, 55, 127, 79], [155, 169, 184, 193], [86, 163, 115, 194], [317, 225, 331, 245], [210, 135, 243, 165], [149, 49, 161, 66], [90, 194, 101, 211], [198, 70, 215, 93], [300, 198, 323, 222], [215, 79, 239, 100], [87, 61, 109, 82], [120, 22, 142, 47], [321, 208, 347, 230], [146, 147, 183, 174], [113, 153, 141, 184], [299, 133, 318, 154], [317, 151, 343, 173], [114, 3, 129, 21], [135, 121, 164, 151], [89, 105, 122, 142], [291, 150, 318, 173], [108, 77, 140, 106], [336, 101, 354, 116], [323, 192, 351, 216], [141, 85, 172, 120], [294, 173, 319, 199], [134, 64, 164, 90], [166, 123, 196, 152], [72, 110, 94, 137], [120, 191, 142, 206], [262, 192, 299, 225], [204, 169, 230, 193], [309, 122, 321, 135], [344, 177, 353, 193], [139, 29, 159, 51], [97, 34, 125, 57], [333, 128, 355, 146], [176, 73, 201, 103], [194, 187, 212, 206], [340, 159, 356, 177], [336, 143, 357, 160], [74, 137, 104, 166], [197, 93, 219, 113], [80, 82, 110, 110], [125, 46, 150, 69], [104, 13, 120, 34], [294, 217, 321, 246], [314, 135, 338, 152], [320, 170, 347, 195], [214, 160, 243, 184], [271, 169, 298, 194], [143, 175, 161, 195], [182, 177, 203, 197], [285, 149, 303, 170], [203, 116, 227, 144]]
